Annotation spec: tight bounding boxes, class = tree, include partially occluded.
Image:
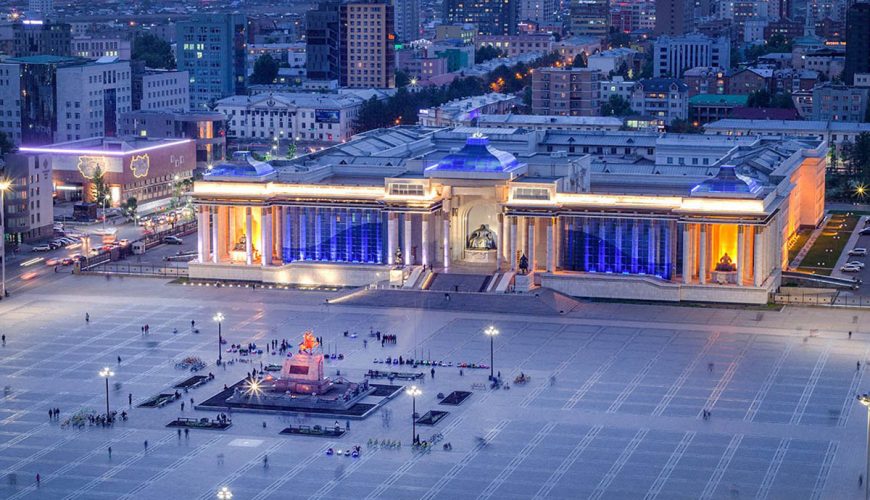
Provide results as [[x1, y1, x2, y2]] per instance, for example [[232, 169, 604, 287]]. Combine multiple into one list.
[[747, 89, 771, 107], [123, 197, 138, 221], [91, 167, 110, 206], [395, 69, 411, 87], [608, 31, 631, 49], [286, 142, 297, 159], [770, 91, 795, 109], [132, 33, 175, 69], [572, 53, 587, 68], [249, 55, 279, 84], [600, 95, 633, 116], [475, 45, 503, 64], [667, 119, 701, 134], [0, 131, 16, 156]]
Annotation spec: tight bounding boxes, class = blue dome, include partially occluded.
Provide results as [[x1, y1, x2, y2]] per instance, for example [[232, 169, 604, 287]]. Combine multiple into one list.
[[691, 165, 762, 197], [207, 162, 275, 178], [204, 151, 276, 180], [430, 135, 518, 173]]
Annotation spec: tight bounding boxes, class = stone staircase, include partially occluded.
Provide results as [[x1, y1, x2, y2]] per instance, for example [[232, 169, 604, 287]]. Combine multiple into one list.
[[426, 273, 492, 293]]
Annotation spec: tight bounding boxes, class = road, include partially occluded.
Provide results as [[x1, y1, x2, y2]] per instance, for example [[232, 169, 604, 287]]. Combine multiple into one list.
[[2, 217, 195, 299]]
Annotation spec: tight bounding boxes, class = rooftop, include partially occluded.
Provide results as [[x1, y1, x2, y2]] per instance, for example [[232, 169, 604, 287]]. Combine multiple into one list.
[[689, 94, 749, 106]]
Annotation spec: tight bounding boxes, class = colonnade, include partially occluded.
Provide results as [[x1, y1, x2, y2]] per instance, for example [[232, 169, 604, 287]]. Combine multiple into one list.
[[680, 222, 776, 287]]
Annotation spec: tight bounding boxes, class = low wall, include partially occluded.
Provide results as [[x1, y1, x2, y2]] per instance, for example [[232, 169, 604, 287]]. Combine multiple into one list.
[[540, 272, 772, 305], [189, 261, 390, 287]]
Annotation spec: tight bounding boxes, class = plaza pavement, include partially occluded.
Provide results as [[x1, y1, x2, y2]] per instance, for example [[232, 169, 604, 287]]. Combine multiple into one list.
[[1, 275, 870, 498]]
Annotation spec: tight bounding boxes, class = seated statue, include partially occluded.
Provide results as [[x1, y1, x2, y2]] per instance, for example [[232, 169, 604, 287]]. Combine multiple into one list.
[[715, 253, 737, 272], [467, 224, 496, 250], [394, 247, 404, 267], [233, 235, 247, 251]]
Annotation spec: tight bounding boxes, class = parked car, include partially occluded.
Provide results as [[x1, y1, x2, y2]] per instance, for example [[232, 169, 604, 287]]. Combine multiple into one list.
[[163, 236, 183, 245], [850, 248, 868, 256], [33, 244, 51, 252], [847, 261, 866, 269], [860, 227, 870, 236], [841, 265, 862, 273]]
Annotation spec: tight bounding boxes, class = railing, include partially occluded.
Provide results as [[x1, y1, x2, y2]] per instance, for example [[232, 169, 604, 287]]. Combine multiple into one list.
[[86, 263, 189, 277], [773, 293, 870, 308]]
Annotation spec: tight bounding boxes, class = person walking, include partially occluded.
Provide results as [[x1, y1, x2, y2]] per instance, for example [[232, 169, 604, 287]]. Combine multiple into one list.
[[2, 334, 6, 346], [35, 473, 40, 487], [144, 440, 148, 451], [128, 393, 133, 406], [85, 313, 90, 323], [430, 368, 435, 379], [181, 402, 185, 411], [177, 429, 182, 439], [184, 428, 189, 439], [108, 446, 112, 459], [117, 355, 122, 365]]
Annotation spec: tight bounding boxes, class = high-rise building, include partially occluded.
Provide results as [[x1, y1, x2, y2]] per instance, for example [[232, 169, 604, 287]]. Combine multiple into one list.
[[570, 0, 610, 36], [306, 0, 343, 81], [12, 20, 71, 57], [176, 14, 247, 110], [654, 0, 692, 36], [653, 34, 731, 77], [394, 0, 421, 42], [342, 0, 396, 88], [443, 0, 519, 36], [27, 0, 53, 18], [845, 2, 870, 86], [532, 67, 603, 116], [0, 56, 131, 145], [519, 0, 557, 23]]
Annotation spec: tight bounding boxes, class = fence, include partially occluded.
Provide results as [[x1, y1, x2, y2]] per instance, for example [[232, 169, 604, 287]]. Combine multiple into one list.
[[773, 293, 870, 308], [87, 263, 189, 277]]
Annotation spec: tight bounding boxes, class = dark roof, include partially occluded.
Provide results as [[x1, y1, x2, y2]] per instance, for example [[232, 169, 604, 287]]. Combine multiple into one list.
[[729, 107, 801, 121], [639, 78, 689, 92]]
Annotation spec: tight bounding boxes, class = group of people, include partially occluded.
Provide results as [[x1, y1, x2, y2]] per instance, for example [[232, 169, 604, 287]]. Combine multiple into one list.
[[47, 408, 61, 420], [140, 324, 151, 334]]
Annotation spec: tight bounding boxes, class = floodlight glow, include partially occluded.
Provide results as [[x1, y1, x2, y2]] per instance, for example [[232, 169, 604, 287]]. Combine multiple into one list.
[[19, 139, 193, 157]]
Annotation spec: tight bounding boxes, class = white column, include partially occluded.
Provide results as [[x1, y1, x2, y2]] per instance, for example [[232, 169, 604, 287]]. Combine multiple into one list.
[[698, 224, 707, 284], [736, 225, 744, 286], [261, 207, 272, 266], [421, 214, 430, 267], [387, 213, 398, 265], [509, 216, 518, 271], [546, 217, 555, 273], [501, 213, 510, 268], [754, 226, 764, 287], [527, 218, 536, 271], [631, 220, 639, 273], [197, 205, 208, 263], [216, 206, 227, 263], [518, 216, 527, 262], [496, 214, 503, 271], [682, 224, 691, 284], [273, 207, 282, 262], [442, 216, 450, 269], [209, 207, 221, 264], [245, 207, 253, 266], [404, 214, 414, 266]]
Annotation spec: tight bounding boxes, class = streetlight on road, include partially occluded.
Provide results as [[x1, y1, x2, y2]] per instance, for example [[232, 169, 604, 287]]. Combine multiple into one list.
[[216, 486, 233, 500], [213, 312, 224, 364], [0, 179, 11, 300], [859, 393, 870, 499], [484, 325, 499, 380], [406, 385, 421, 445], [99, 367, 114, 417]]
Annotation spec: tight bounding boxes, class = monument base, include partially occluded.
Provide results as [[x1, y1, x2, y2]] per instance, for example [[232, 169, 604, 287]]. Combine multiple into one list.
[[711, 270, 737, 284], [464, 249, 496, 263], [514, 272, 537, 292]]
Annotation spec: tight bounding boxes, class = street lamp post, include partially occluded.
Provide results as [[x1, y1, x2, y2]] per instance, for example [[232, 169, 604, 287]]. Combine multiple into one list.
[[859, 394, 870, 500], [216, 486, 233, 500], [213, 313, 224, 365], [406, 385, 421, 445], [484, 325, 499, 380], [0, 179, 10, 300], [99, 367, 114, 417]]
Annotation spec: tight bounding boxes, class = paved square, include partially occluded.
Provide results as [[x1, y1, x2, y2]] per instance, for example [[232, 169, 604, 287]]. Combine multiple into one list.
[[1, 276, 869, 499]]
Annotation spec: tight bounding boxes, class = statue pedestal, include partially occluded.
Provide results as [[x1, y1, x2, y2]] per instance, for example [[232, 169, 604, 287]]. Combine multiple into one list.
[[389, 268, 408, 287], [464, 249, 496, 263], [514, 272, 537, 292], [711, 270, 737, 284]]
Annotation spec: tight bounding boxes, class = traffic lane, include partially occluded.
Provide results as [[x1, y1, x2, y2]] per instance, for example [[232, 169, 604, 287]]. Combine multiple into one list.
[[117, 236, 198, 266], [834, 232, 870, 293]]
